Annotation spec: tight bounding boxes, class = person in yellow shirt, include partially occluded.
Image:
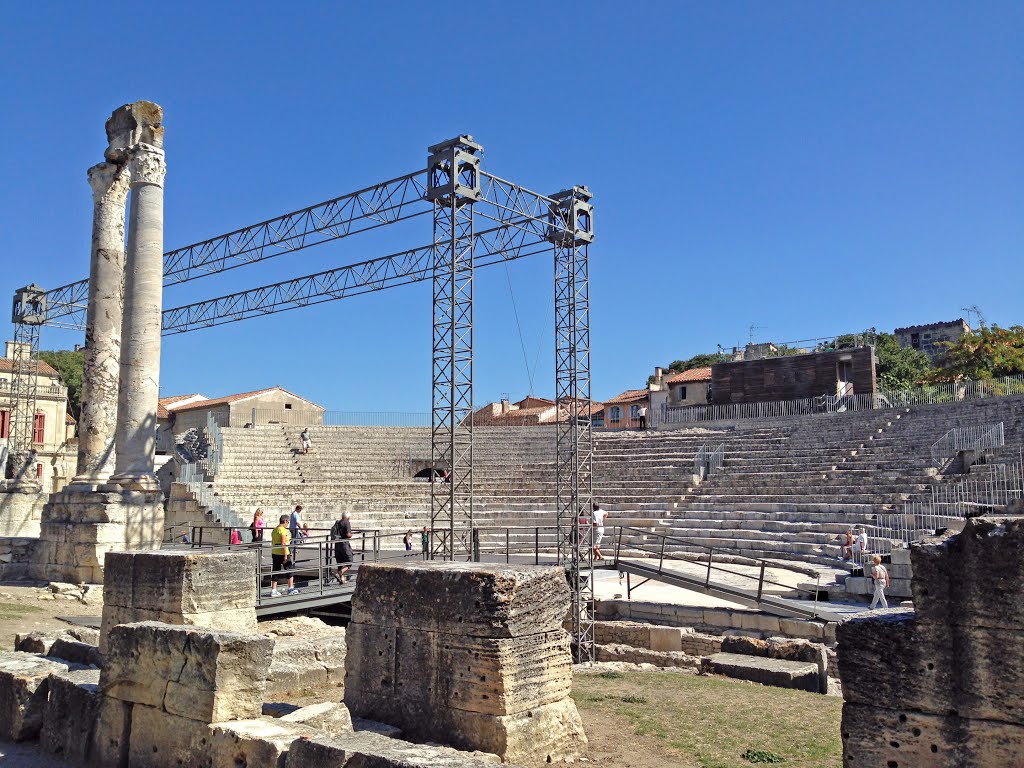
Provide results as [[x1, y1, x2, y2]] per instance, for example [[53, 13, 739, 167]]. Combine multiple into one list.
[[270, 514, 299, 597]]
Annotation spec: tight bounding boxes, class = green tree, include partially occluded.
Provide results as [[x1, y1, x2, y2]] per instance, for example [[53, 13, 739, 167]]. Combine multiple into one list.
[[39, 349, 84, 421], [929, 325, 1024, 382], [873, 332, 933, 390], [668, 353, 721, 373]]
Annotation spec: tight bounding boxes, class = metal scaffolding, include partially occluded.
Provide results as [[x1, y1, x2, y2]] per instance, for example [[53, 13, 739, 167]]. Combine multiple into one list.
[[5, 285, 47, 481], [550, 187, 596, 660], [10, 136, 596, 657], [426, 137, 481, 560]]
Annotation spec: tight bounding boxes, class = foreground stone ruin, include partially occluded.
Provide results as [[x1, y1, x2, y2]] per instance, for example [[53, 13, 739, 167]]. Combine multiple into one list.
[[0, 551, 596, 765], [837, 516, 1024, 767], [345, 561, 587, 765]]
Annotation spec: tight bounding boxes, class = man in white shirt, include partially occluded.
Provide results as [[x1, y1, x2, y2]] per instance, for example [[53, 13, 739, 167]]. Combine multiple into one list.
[[637, 405, 648, 430], [591, 502, 609, 560], [852, 527, 868, 558]]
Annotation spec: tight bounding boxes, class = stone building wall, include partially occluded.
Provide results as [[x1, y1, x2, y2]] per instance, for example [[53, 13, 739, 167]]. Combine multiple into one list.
[[711, 346, 876, 405], [837, 516, 1024, 767]]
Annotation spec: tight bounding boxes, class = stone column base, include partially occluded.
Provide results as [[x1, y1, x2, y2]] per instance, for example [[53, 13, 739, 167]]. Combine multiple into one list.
[[31, 487, 165, 584]]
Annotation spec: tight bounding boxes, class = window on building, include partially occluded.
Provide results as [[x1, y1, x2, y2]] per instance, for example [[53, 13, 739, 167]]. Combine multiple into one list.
[[677, 386, 687, 401], [36, 463, 42, 478], [284, 403, 292, 410], [33, 413, 45, 444], [609, 406, 621, 422], [0, 410, 9, 439], [910, 333, 920, 349], [629, 405, 641, 419]]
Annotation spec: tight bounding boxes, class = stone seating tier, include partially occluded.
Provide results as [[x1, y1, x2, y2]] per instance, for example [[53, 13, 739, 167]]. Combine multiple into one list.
[[185, 395, 1024, 569]]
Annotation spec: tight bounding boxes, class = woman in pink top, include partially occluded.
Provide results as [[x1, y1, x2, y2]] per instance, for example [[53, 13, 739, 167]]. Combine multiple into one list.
[[250, 508, 265, 543]]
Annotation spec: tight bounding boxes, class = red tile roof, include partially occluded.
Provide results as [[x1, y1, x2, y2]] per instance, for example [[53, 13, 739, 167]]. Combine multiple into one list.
[[604, 389, 649, 404], [665, 366, 712, 384], [0, 358, 58, 376]]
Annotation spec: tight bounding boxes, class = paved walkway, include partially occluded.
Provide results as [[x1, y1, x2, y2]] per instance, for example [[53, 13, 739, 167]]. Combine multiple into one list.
[[0, 742, 70, 767]]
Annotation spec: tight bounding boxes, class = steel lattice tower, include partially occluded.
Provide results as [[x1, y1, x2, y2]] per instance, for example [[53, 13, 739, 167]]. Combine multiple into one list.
[[6, 285, 47, 481], [426, 137, 482, 560], [550, 187, 596, 661]]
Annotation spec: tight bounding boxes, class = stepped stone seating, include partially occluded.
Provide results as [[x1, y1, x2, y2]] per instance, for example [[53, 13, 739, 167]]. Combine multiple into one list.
[[187, 395, 1024, 571]]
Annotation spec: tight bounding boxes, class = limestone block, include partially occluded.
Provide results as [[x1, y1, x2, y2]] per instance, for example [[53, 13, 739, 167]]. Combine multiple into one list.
[[269, 633, 348, 696], [911, 517, 1024, 631], [738, 612, 781, 634], [889, 546, 912, 565], [649, 625, 683, 652], [285, 731, 507, 767], [350, 562, 569, 638], [0, 652, 70, 741], [442, 698, 586, 766], [210, 717, 312, 768], [594, 643, 701, 670], [592, 620, 650, 648], [126, 702, 215, 768], [346, 624, 572, 718], [841, 701, 1024, 768], [48, 637, 103, 667], [101, 621, 273, 723], [703, 653, 820, 693], [280, 701, 354, 734], [837, 610, 1024, 723], [40, 668, 101, 763], [91, 697, 131, 768], [13, 627, 101, 655], [105, 549, 257, 614], [778, 617, 826, 641]]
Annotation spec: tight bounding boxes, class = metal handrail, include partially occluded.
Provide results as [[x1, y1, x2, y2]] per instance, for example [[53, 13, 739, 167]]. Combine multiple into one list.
[[613, 524, 821, 584], [929, 422, 1004, 466]]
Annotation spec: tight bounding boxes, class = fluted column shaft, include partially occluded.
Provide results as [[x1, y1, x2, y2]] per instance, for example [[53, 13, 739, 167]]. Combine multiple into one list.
[[72, 162, 130, 485], [111, 144, 165, 491]]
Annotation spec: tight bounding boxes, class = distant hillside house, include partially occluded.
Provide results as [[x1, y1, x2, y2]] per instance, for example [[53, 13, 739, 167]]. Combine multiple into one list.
[[603, 389, 649, 429], [664, 367, 713, 406], [0, 341, 74, 492], [156, 386, 324, 453], [472, 396, 603, 427], [894, 318, 971, 360]]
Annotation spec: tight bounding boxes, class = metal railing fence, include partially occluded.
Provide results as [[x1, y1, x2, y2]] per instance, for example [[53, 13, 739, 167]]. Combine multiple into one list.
[[929, 422, 1004, 466], [656, 373, 1024, 427], [227, 408, 431, 428]]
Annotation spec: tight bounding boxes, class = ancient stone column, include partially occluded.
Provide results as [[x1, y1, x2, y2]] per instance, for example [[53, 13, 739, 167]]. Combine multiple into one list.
[[111, 140, 165, 491], [70, 162, 130, 487]]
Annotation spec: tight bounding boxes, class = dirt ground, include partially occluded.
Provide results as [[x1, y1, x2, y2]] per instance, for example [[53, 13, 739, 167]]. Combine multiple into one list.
[[0, 581, 101, 651]]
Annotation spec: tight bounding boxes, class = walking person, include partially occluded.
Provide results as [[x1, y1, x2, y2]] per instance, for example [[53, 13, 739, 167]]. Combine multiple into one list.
[[300, 427, 312, 455], [290, 505, 308, 543], [250, 508, 265, 543], [421, 526, 430, 559], [869, 555, 890, 610], [331, 511, 354, 584], [404, 530, 413, 556], [270, 515, 300, 597], [591, 502, 609, 561]]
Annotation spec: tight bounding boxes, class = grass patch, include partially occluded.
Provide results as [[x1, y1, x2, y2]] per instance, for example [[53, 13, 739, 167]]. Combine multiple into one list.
[[0, 602, 42, 621], [573, 671, 841, 768]]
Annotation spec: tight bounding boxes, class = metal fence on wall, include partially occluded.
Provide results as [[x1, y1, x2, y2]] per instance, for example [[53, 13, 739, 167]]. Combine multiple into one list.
[[656, 373, 1024, 426], [226, 408, 432, 428]]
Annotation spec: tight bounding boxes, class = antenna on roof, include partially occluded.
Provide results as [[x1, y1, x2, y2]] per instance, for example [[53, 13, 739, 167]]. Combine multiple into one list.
[[961, 305, 986, 330]]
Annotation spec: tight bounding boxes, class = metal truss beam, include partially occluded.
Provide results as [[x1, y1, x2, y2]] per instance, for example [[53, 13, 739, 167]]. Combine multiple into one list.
[[40, 171, 558, 333], [159, 219, 548, 335], [551, 187, 595, 663]]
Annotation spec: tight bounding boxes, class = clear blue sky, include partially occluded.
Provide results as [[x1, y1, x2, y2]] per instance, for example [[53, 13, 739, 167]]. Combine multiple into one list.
[[1, 3, 1021, 411]]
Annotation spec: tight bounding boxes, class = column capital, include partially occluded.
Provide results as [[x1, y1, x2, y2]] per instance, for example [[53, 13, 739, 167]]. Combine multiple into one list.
[[128, 143, 166, 188], [87, 162, 131, 206]]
